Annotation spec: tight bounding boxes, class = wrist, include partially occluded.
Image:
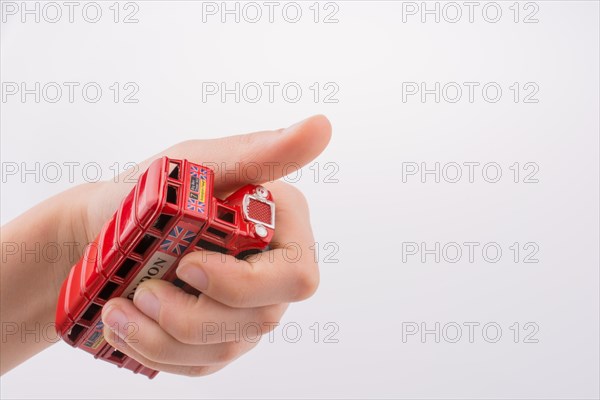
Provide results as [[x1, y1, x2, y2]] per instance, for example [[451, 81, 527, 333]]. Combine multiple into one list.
[[0, 190, 80, 373]]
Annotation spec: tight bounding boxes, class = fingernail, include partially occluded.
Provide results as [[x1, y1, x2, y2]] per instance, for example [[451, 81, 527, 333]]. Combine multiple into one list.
[[177, 262, 209, 290], [103, 305, 128, 334], [134, 288, 160, 320]]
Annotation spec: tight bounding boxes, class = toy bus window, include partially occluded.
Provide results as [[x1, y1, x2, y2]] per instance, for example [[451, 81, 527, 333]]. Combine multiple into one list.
[[207, 226, 228, 240], [81, 303, 102, 322], [115, 258, 137, 279], [197, 239, 228, 254], [173, 278, 186, 288], [152, 213, 172, 231], [97, 281, 119, 301], [133, 234, 157, 256], [236, 249, 262, 260], [109, 349, 126, 361], [168, 161, 180, 180], [67, 324, 86, 343], [216, 206, 235, 224], [166, 185, 178, 205]]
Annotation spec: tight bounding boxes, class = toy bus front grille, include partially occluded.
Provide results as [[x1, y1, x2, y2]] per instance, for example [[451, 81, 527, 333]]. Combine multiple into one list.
[[247, 198, 272, 225]]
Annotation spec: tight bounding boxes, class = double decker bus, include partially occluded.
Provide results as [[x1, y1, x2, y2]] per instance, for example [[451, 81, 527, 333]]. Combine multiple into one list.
[[55, 157, 275, 378]]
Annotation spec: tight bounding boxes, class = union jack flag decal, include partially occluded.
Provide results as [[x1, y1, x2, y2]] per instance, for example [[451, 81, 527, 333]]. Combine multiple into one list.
[[160, 226, 196, 256], [186, 198, 205, 213], [191, 165, 207, 178]]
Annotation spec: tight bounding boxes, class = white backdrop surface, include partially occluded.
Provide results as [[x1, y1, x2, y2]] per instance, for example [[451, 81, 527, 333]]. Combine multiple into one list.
[[1, 1, 599, 399]]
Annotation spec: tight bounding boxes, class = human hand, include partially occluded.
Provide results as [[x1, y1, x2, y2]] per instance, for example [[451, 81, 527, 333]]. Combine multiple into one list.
[[0, 115, 331, 375], [87, 116, 332, 376]]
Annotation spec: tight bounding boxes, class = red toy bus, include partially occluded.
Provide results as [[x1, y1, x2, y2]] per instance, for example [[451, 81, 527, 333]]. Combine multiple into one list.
[[55, 157, 275, 378]]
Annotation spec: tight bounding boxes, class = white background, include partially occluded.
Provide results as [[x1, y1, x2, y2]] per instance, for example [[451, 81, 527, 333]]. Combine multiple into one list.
[[1, 1, 599, 398]]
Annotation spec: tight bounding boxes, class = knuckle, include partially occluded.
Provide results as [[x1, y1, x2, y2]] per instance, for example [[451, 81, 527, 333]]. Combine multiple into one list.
[[290, 186, 309, 208], [169, 316, 201, 344], [292, 267, 320, 301], [279, 183, 309, 210], [224, 286, 252, 309], [161, 295, 203, 344], [256, 305, 284, 326], [214, 342, 241, 364], [142, 341, 171, 363]]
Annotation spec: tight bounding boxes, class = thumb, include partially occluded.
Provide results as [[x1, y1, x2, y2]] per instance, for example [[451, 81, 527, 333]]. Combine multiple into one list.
[[161, 114, 332, 193]]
